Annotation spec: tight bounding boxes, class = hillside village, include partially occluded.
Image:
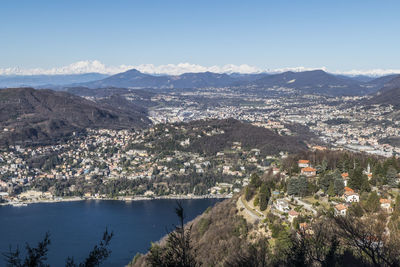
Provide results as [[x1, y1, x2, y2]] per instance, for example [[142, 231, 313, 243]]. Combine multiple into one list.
[[132, 149, 400, 266], [149, 91, 400, 157], [236, 154, 400, 246], [0, 123, 290, 205], [1, 120, 400, 233]]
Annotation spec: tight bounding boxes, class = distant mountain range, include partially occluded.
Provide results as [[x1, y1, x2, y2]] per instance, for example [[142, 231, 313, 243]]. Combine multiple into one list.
[[78, 69, 243, 89], [75, 69, 395, 96], [1, 69, 398, 96], [0, 73, 109, 88], [368, 75, 400, 107], [0, 88, 150, 146]]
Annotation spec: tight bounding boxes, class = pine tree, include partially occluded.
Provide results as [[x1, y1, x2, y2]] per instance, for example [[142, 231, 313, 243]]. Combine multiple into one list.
[[147, 202, 197, 267], [259, 183, 270, 211], [250, 173, 261, 188], [334, 178, 344, 196], [386, 166, 398, 187], [287, 178, 299, 196], [349, 167, 368, 191], [364, 191, 380, 213], [318, 173, 332, 193], [298, 176, 308, 197], [327, 181, 335, 197]]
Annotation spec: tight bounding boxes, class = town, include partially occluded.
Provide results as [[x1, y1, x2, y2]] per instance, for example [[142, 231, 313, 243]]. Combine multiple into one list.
[[149, 88, 400, 157]]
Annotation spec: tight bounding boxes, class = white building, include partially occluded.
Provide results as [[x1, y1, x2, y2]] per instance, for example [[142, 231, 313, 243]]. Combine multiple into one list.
[[274, 199, 290, 213], [343, 191, 359, 203], [334, 204, 347, 216]]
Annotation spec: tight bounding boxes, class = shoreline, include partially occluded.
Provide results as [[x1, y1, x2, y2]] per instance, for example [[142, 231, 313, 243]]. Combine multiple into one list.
[[0, 194, 231, 207]]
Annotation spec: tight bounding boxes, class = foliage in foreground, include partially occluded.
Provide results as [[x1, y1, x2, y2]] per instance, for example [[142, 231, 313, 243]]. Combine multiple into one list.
[[3, 229, 113, 267], [132, 195, 400, 267]]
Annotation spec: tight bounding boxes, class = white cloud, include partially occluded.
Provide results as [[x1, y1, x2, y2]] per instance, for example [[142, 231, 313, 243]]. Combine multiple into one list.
[[0, 61, 263, 76], [331, 69, 400, 77], [0, 60, 132, 76], [0, 60, 399, 77]]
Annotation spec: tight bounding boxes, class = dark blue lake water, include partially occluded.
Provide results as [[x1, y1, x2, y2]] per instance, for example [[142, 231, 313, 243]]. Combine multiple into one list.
[[0, 199, 222, 266]]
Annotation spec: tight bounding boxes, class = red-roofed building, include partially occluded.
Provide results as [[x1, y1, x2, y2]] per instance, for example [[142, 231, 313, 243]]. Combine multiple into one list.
[[344, 187, 354, 192], [288, 210, 299, 223], [298, 160, 310, 168], [301, 167, 316, 177], [341, 173, 349, 187], [380, 199, 392, 213], [335, 204, 347, 216]]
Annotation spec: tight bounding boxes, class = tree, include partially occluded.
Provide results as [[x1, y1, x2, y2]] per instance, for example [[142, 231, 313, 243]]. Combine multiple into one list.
[[147, 202, 197, 267], [259, 183, 270, 211], [4, 232, 51, 267], [333, 178, 344, 196], [244, 186, 253, 201], [287, 178, 298, 196], [253, 194, 259, 207], [334, 213, 399, 266], [250, 173, 261, 188], [363, 191, 380, 213], [395, 194, 400, 213], [298, 176, 308, 197], [225, 237, 270, 267], [348, 203, 364, 218], [4, 230, 113, 267], [318, 173, 332, 193], [66, 228, 113, 267], [349, 167, 369, 192], [386, 167, 398, 187], [327, 181, 335, 197]]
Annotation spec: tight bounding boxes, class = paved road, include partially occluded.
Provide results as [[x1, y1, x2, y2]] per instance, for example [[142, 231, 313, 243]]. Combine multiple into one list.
[[291, 197, 318, 215], [238, 196, 265, 222]]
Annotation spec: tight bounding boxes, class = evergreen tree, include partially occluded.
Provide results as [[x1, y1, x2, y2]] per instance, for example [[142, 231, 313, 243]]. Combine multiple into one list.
[[287, 178, 298, 196], [259, 183, 270, 211], [334, 178, 344, 196], [147, 202, 197, 267], [250, 173, 261, 188], [298, 176, 308, 197], [349, 167, 368, 191], [363, 191, 380, 213], [244, 186, 253, 201], [4, 230, 113, 267], [318, 173, 332, 193], [327, 181, 335, 197], [253, 194, 259, 207], [395, 194, 400, 213], [386, 166, 398, 187]]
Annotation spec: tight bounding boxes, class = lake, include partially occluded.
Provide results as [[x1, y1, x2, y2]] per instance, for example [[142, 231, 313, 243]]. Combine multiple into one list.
[[0, 198, 222, 266]]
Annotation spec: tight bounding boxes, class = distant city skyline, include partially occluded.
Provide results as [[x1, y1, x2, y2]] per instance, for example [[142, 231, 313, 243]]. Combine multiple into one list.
[[1, 0, 399, 74]]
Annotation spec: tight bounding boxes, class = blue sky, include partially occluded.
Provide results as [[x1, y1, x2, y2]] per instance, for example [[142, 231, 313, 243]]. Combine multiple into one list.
[[1, 0, 399, 74]]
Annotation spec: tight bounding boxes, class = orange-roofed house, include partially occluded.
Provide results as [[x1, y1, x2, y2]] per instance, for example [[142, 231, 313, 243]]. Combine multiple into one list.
[[301, 167, 316, 177], [380, 199, 393, 213], [344, 187, 354, 192], [298, 223, 314, 235], [288, 210, 299, 223], [335, 204, 347, 216], [312, 145, 326, 151], [298, 160, 310, 168], [341, 173, 349, 187]]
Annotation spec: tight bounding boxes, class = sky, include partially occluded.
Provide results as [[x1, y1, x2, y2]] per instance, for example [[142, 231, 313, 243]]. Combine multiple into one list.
[[0, 0, 400, 75]]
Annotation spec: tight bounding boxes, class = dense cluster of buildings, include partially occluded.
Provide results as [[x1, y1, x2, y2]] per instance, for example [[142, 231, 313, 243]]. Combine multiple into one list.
[[0, 127, 280, 205], [149, 90, 400, 157]]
